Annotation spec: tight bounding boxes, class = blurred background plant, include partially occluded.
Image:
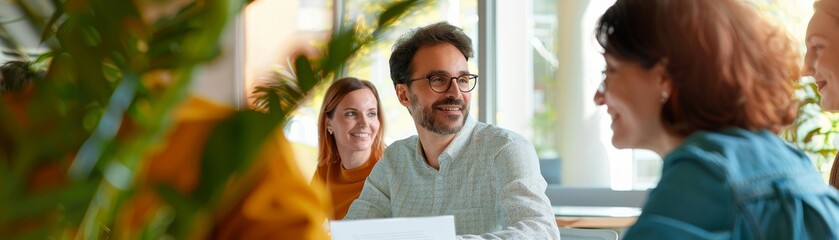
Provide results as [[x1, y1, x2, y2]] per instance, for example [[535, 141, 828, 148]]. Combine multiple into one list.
[[252, 0, 427, 116], [745, 0, 839, 180], [749, 0, 839, 181], [783, 78, 839, 180], [0, 0, 424, 239]]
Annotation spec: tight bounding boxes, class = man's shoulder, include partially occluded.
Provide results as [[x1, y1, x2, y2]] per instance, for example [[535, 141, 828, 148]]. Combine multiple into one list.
[[384, 135, 419, 156], [372, 135, 419, 177], [471, 121, 528, 143]]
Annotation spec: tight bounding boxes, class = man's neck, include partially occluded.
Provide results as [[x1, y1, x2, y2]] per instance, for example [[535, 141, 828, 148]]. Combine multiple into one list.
[[416, 128, 457, 170]]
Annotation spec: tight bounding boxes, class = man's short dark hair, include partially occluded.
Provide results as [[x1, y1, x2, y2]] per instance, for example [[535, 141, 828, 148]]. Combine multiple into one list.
[[389, 22, 473, 87], [0, 61, 39, 93]]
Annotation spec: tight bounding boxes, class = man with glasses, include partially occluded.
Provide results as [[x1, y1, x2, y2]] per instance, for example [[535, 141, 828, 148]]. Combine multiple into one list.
[[345, 22, 560, 239]]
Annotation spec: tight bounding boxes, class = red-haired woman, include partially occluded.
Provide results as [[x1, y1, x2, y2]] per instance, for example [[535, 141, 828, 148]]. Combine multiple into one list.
[[594, 0, 839, 238], [312, 77, 385, 219], [804, 0, 839, 190]]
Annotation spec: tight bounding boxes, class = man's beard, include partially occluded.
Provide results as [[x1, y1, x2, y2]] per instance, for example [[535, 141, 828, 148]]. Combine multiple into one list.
[[410, 93, 469, 135]]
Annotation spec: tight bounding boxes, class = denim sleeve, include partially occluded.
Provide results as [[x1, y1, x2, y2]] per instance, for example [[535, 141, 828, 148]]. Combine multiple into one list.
[[622, 159, 735, 239]]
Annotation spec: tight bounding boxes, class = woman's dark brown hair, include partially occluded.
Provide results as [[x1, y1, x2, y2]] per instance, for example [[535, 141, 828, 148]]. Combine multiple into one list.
[[596, 0, 801, 136]]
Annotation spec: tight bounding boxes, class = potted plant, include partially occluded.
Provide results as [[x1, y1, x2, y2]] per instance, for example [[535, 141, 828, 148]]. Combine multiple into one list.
[[0, 0, 425, 238]]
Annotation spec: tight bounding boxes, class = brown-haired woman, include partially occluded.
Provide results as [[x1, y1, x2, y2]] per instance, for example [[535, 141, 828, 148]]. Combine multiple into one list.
[[593, 0, 839, 238], [312, 77, 385, 219], [804, 0, 839, 190]]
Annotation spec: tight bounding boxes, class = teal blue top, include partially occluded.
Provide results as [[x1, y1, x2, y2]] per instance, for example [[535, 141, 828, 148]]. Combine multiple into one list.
[[623, 128, 839, 240]]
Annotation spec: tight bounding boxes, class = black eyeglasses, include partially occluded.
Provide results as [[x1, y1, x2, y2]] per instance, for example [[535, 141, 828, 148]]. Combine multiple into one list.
[[409, 73, 478, 93]]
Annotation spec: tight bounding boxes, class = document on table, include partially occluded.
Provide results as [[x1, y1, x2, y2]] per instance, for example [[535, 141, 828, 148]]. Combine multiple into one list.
[[330, 215, 456, 240], [553, 206, 642, 218]]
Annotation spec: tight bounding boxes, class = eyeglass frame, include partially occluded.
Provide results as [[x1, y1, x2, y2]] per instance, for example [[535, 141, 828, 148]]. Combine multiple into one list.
[[408, 73, 479, 93], [597, 58, 667, 94], [597, 70, 608, 94]]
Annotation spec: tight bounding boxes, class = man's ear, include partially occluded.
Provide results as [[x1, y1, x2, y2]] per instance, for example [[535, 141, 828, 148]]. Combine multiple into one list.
[[396, 84, 410, 106]]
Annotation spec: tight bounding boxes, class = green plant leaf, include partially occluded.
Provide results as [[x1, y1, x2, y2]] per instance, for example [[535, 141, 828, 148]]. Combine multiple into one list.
[[377, 0, 423, 28], [195, 110, 276, 206], [375, 0, 425, 36], [137, 205, 175, 240], [252, 0, 428, 116], [69, 72, 139, 179], [2, 0, 427, 238], [0, 181, 97, 222], [803, 127, 822, 143], [321, 25, 359, 77], [802, 97, 819, 105], [154, 184, 198, 239], [295, 55, 318, 93], [33, 51, 55, 65], [818, 149, 838, 155], [38, 0, 64, 46]]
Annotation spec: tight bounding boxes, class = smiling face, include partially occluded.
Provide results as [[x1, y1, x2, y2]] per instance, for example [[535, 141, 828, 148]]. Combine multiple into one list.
[[593, 54, 670, 149], [327, 88, 380, 155], [805, 10, 839, 110], [397, 43, 471, 135]]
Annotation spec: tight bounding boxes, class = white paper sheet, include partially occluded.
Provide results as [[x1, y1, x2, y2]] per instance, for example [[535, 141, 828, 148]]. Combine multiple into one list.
[[553, 206, 642, 218], [330, 215, 456, 240]]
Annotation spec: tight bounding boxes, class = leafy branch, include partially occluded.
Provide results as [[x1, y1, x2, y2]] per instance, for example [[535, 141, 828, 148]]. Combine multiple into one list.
[[252, 0, 428, 124], [783, 78, 839, 174], [2, 0, 429, 238]]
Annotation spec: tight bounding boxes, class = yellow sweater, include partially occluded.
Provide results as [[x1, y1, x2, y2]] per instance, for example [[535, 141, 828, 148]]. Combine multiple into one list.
[[313, 157, 379, 219]]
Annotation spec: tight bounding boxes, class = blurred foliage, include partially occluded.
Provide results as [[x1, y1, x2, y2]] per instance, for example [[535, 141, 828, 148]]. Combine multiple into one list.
[[747, 0, 839, 177], [783, 79, 839, 176], [0, 0, 425, 239], [0, 0, 248, 238], [252, 0, 428, 119]]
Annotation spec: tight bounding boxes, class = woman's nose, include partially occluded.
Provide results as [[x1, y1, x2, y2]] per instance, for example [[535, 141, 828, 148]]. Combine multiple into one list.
[[357, 116, 370, 127], [803, 51, 815, 77], [593, 90, 605, 106]]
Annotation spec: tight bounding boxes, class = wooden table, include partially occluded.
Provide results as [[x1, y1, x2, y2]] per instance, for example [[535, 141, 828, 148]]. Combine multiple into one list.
[[556, 216, 636, 228], [553, 206, 640, 228]]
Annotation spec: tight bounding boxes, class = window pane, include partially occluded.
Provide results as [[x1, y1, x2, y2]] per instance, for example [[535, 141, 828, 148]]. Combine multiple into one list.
[[334, 0, 479, 143], [268, 0, 478, 177], [495, 0, 816, 190], [251, 0, 816, 186], [495, 0, 628, 188]]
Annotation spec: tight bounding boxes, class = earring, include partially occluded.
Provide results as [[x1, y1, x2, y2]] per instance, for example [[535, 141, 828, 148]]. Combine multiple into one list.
[[328, 129, 333, 135], [661, 92, 670, 103]]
